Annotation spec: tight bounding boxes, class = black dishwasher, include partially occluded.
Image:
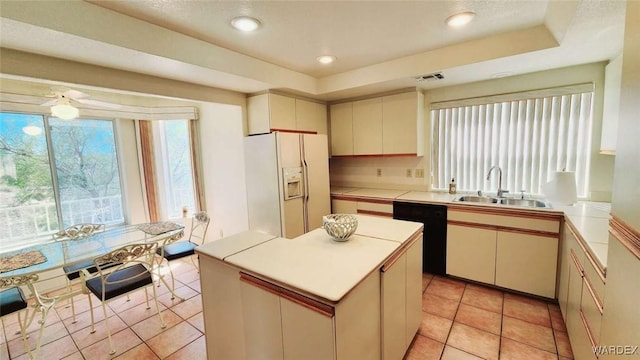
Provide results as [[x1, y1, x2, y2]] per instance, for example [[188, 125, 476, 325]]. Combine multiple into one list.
[[393, 201, 447, 275]]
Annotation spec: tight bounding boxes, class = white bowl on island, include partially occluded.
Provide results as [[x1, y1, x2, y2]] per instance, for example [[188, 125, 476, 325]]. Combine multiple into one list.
[[322, 214, 358, 242]]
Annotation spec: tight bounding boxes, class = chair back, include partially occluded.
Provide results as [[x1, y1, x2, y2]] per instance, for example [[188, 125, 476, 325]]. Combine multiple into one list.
[[53, 223, 105, 240], [92, 243, 157, 294], [189, 212, 210, 245]]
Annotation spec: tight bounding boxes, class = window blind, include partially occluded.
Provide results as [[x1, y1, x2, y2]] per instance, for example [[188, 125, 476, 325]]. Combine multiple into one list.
[[431, 86, 594, 198]]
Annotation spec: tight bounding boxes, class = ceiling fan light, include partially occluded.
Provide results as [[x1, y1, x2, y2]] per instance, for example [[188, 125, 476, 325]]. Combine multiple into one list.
[[230, 16, 261, 32], [22, 125, 42, 136], [51, 103, 79, 120], [446, 11, 476, 28]]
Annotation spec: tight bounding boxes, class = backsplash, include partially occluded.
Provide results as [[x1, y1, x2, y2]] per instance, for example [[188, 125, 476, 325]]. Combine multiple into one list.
[[329, 156, 428, 190]]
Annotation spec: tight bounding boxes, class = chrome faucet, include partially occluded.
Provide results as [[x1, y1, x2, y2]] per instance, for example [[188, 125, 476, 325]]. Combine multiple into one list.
[[486, 166, 509, 198]]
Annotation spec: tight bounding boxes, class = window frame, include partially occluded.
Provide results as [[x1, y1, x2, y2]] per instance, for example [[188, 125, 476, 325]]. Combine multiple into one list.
[[0, 110, 127, 250]]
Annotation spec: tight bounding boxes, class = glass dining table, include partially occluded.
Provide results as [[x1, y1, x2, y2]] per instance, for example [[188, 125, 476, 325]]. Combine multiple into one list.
[[0, 222, 185, 357]]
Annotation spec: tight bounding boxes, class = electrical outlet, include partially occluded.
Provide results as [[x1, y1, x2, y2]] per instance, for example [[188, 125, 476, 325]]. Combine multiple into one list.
[[376, 168, 382, 177], [406, 169, 412, 177], [415, 168, 424, 178]]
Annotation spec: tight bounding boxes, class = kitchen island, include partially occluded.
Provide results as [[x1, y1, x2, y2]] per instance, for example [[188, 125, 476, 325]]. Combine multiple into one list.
[[196, 215, 423, 360]]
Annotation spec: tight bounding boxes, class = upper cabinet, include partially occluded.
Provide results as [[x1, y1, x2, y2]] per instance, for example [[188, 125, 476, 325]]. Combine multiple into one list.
[[248, 93, 327, 135], [353, 97, 383, 155], [382, 92, 424, 156], [329, 90, 424, 157], [600, 54, 622, 155], [329, 102, 354, 156]]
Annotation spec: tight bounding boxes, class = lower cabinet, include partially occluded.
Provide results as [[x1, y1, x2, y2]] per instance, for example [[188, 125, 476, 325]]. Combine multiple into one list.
[[331, 197, 394, 217], [495, 231, 558, 298], [447, 224, 496, 284], [446, 209, 560, 298], [240, 276, 336, 360], [559, 223, 605, 360], [381, 235, 422, 360], [239, 271, 381, 360]]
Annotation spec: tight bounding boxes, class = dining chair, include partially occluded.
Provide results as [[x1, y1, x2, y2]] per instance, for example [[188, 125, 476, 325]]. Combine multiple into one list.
[[80, 242, 165, 355], [54, 223, 106, 323], [0, 274, 47, 360], [155, 211, 211, 299]]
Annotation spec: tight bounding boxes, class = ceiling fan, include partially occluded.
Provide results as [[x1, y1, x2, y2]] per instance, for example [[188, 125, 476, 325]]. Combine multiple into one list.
[[40, 88, 122, 120]]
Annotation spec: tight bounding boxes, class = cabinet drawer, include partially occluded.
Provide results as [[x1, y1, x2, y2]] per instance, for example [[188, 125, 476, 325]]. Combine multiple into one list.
[[332, 199, 357, 214], [582, 254, 606, 304], [581, 278, 603, 345], [448, 209, 560, 233], [357, 201, 393, 216]]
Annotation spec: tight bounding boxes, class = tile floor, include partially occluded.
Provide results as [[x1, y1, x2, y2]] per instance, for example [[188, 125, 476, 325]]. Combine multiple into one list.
[[407, 274, 574, 360], [1, 261, 574, 360]]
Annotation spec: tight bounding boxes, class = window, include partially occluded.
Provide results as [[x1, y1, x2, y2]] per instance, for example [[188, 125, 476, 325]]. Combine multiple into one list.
[[0, 112, 124, 250], [431, 85, 594, 197], [155, 120, 196, 219]]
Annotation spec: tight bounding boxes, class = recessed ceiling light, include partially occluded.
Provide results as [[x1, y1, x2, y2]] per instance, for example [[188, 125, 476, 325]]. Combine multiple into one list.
[[230, 16, 261, 32], [317, 55, 336, 65], [445, 11, 476, 28]]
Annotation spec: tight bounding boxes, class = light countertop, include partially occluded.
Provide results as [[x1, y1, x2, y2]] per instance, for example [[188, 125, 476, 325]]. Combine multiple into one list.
[[329, 187, 359, 195], [331, 187, 611, 272], [196, 231, 277, 260], [225, 229, 401, 302], [353, 214, 423, 243], [396, 191, 457, 204], [337, 188, 409, 199], [198, 216, 422, 303], [555, 202, 611, 272]]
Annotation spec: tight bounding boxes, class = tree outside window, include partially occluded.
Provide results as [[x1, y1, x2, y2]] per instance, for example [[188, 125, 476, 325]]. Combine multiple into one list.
[[0, 112, 124, 250]]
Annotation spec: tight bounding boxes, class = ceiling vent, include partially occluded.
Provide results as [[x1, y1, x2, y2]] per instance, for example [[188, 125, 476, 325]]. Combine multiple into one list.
[[415, 72, 444, 82]]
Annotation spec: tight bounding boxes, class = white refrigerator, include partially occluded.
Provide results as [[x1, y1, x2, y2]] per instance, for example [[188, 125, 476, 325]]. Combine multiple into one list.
[[244, 132, 331, 238]]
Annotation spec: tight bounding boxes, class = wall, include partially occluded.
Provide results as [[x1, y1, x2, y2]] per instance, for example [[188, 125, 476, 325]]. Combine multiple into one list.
[[599, 2, 640, 356], [198, 102, 249, 238], [330, 62, 615, 200]]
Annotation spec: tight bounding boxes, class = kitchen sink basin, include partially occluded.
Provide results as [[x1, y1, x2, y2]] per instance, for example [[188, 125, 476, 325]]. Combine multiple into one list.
[[453, 195, 551, 208], [499, 198, 550, 208], [454, 195, 499, 204]]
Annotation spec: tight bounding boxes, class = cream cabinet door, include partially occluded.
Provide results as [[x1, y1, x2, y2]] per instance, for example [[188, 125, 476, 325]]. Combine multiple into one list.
[[405, 237, 423, 347], [352, 97, 382, 155], [446, 224, 496, 285], [199, 258, 247, 360], [381, 253, 406, 360], [240, 281, 284, 360], [281, 297, 336, 360], [270, 93, 296, 131], [330, 102, 354, 156], [495, 231, 558, 298], [382, 92, 418, 155], [296, 99, 327, 134]]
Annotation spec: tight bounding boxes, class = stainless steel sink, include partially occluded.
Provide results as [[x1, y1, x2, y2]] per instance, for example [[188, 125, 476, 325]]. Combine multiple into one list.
[[453, 195, 551, 208], [454, 195, 499, 204], [499, 198, 551, 208]]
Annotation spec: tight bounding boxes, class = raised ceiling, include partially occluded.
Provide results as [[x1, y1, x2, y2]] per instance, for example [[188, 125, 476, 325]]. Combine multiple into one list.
[[0, 0, 626, 100]]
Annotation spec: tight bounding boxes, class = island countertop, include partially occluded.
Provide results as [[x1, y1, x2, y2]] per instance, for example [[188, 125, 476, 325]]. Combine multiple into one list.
[[196, 216, 423, 303]]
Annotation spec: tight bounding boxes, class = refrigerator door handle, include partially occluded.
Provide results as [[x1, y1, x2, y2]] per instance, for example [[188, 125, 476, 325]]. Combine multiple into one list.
[[301, 134, 311, 233]]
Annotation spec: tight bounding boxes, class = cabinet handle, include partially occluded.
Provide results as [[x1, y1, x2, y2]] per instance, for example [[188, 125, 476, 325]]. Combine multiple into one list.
[[583, 276, 604, 314], [570, 249, 584, 274], [240, 272, 335, 318], [579, 309, 599, 349]]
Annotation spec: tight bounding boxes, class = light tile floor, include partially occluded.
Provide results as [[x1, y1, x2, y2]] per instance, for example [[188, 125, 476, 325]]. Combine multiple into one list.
[[1, 261, 574, 360], [407, 274, 574, 360]]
